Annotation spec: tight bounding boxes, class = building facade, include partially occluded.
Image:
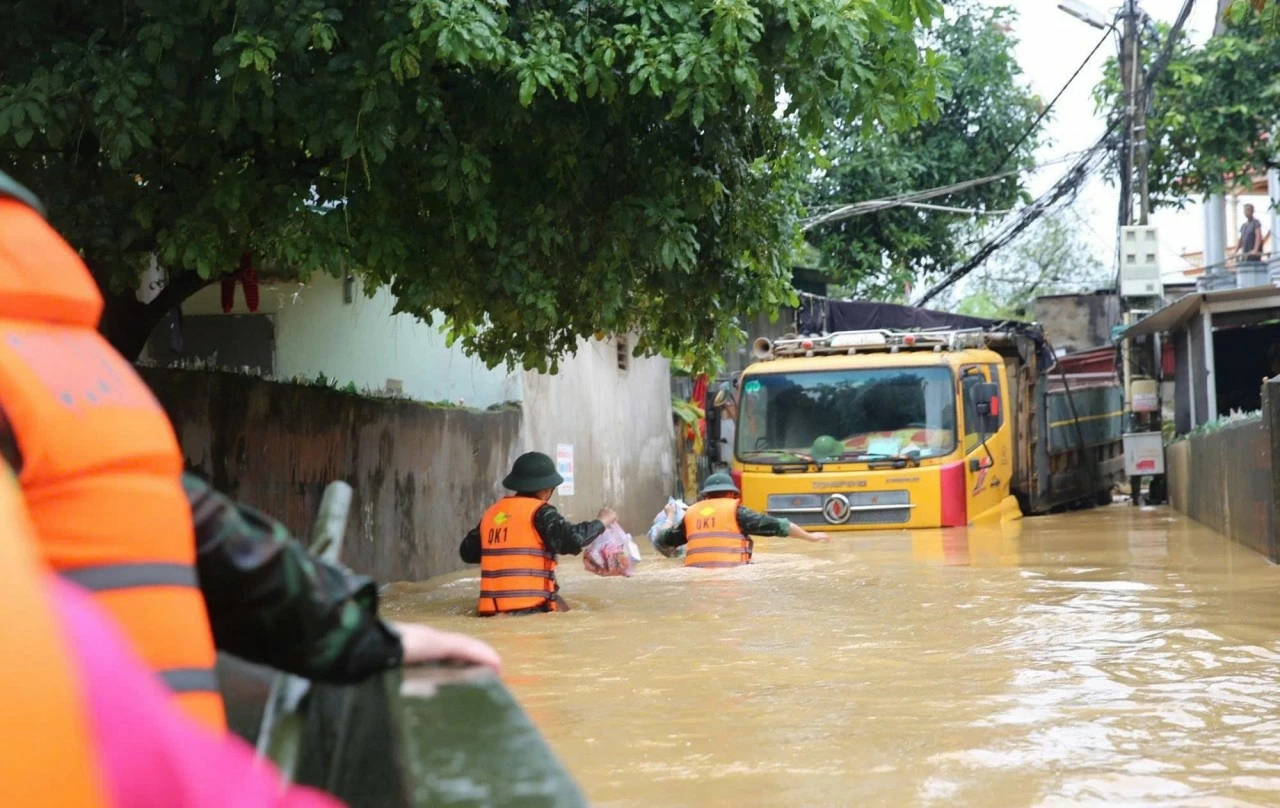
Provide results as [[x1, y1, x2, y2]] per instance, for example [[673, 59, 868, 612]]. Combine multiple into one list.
[[139, 272, 675, 555]]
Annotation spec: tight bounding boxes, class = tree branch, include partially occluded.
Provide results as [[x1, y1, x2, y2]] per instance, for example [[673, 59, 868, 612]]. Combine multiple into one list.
[[98, 267, 214, 360]]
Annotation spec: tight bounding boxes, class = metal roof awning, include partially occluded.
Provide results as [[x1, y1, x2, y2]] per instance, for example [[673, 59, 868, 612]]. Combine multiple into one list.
[[1122, 285, 1280, 337]]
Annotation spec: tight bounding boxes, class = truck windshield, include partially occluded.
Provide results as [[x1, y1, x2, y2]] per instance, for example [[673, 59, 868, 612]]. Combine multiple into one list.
[[736, 367, 957, 462]]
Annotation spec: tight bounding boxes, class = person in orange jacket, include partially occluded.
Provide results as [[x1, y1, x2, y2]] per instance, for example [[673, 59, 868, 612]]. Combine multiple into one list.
[[0, 171, 225, 728], [0, 170, 499, 732], [459, 451, 617, 614], [654, 472, 829, 567], [0, 460, 341, 808]]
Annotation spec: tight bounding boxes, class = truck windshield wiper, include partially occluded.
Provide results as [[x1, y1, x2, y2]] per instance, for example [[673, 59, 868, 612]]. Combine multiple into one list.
[[770, 460, 823, 473], [739, 450, 823, 473], [844, 450, 922, 469], [740, 450, 815, 462]]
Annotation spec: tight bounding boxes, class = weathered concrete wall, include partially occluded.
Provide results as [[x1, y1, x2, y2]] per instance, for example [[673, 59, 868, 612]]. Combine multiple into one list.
[[1167, 411, 1276, 562], [1032, 292, 1120, 354], [141, 368, 522, 582], [519, 336, 675, 531]]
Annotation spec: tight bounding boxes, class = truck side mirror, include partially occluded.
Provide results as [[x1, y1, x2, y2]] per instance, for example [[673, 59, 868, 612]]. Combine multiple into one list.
[[973, 382, 1000, 435]]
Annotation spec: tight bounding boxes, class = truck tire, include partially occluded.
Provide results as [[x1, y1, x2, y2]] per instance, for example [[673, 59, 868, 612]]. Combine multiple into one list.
[[1096, 488, 1115, 507]]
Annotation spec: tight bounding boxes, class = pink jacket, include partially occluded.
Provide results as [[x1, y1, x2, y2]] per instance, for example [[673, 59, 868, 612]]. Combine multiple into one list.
[[50, 576, 344, 808]]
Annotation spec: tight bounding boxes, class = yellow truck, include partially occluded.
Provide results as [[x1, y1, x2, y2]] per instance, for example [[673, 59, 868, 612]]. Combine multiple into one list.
[[728, 325, 1125, 530]]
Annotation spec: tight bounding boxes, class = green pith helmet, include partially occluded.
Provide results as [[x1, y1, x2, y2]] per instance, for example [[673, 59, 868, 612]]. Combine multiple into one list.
[[699, 472, 740, 497], [502, 452, 564, 493], [811, 435, 843, 460]]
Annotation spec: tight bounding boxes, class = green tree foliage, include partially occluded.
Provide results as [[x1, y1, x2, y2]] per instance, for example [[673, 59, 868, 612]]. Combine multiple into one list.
[[802, 1, 1041, 301], [1227, 0, 1280, 32], [950, 211, 1110, 320], [0, 0, 943, 369], [1094, 4, 1279, 208]]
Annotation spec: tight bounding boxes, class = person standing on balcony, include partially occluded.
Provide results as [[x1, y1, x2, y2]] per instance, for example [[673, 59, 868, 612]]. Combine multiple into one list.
[[1238, 203, 1267, 263]]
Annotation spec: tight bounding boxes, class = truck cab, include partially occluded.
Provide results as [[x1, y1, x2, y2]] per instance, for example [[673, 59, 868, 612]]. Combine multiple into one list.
[[730, 330, 1024, 530]]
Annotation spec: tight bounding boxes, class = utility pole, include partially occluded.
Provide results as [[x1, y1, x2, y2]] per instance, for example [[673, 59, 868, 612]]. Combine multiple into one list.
[[1119, 0, 1148, 228], [1132, 20, 1151, 225], [1118, 0, 1167, 505]]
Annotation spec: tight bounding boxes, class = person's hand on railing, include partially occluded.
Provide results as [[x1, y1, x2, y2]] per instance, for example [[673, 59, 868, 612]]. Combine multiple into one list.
[[391, 622, 503, 674]]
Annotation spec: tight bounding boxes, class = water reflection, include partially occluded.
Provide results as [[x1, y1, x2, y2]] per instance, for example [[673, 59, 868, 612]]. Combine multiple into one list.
[[384, 507, 1280, 806], [910, 520, 1025, 567]]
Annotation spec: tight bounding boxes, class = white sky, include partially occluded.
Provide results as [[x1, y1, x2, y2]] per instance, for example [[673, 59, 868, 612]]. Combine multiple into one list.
[[988, 0, 1242, 279]]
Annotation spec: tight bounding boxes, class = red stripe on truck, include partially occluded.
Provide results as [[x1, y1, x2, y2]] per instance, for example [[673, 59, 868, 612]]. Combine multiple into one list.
[[940, 461, 967, 527]]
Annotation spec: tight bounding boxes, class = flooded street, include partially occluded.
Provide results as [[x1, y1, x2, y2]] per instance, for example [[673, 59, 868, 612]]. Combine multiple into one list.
[[383, 506, 1280, 806]]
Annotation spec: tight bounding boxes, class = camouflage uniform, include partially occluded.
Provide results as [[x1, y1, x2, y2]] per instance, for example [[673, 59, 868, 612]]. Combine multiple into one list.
[[186, 474, 402, 681], [0, 418, 403, 683], [0, 169, 401, 683]]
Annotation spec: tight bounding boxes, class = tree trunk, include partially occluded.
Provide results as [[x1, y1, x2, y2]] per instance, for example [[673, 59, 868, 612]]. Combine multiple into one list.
[[97, 271, 212, 361]]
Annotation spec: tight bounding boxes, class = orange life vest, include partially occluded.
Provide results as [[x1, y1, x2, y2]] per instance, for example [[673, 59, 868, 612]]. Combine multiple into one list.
[[683, 498, 753, 568], [0, 191, 225, 730], [477, 496, 560, 615], [0, 462, 109, 807]]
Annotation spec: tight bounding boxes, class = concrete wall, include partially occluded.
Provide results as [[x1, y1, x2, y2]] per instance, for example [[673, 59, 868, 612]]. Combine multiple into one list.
[[1167, 392, 1277, 561], [153, 273, 522, 409], [519, 336, 676, 531], [142, 275, 677, 552], [141, 368, 522, 583], [1031, 292, 1120, 354]]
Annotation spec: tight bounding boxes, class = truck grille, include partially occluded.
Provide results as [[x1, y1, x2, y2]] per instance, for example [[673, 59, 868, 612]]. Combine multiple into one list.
[[765, 491, 912, 526]]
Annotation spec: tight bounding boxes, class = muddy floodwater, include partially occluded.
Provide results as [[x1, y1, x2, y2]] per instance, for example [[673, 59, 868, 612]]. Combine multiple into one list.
[[382, 506, 1280, 807]]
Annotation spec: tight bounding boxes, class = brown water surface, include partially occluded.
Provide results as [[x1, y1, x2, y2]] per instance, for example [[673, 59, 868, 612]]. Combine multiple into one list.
[[383, 507, 1280, 807]]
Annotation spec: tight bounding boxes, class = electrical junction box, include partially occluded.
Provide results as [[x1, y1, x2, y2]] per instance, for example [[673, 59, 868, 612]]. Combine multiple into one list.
[[1130, 378, 1159, 413], [1120, 226, 1163, 298], [1124, 431, 1165, 476]]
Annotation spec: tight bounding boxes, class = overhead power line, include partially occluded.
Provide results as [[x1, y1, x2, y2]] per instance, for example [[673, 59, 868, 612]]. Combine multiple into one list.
[[1144, 0, 1196, 106], [804, 23, 1116, 236], [914, 0, 1198, 309], [995, 26, 1115, 174], [912, 123, 1119, 307], [902, 201, 1013, 216], [800, 149, 1091, 232], [801, 171, 1019, 231]]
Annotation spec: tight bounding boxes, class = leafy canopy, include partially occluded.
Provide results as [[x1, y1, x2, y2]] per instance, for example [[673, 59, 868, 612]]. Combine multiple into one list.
[[950, 211, 1111, 320], [1094, 2, 1280, 207], [801, 1, 1041, 301], [0, 0, 942, 370]]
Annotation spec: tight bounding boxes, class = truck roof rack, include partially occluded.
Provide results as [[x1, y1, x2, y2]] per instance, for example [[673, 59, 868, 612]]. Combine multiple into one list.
[[753, 328, 1022, 360]]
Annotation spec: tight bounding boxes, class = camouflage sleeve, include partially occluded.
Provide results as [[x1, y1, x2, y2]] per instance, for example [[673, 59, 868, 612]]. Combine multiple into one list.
[[185, 473, 403, 683], [657, 520, 688, 548], [459, 526, 482, 564], [736, 506, 791, 537], [532, 505, 605, 556]]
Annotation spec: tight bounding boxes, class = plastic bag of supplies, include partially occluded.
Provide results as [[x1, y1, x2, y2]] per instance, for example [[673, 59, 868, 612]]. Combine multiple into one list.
[[647, 498, 687, 559], [583, 523, 642, 577]]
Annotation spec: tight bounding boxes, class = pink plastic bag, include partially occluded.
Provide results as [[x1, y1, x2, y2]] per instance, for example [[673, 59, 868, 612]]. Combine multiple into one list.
[[584, 523, 641, 577]]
